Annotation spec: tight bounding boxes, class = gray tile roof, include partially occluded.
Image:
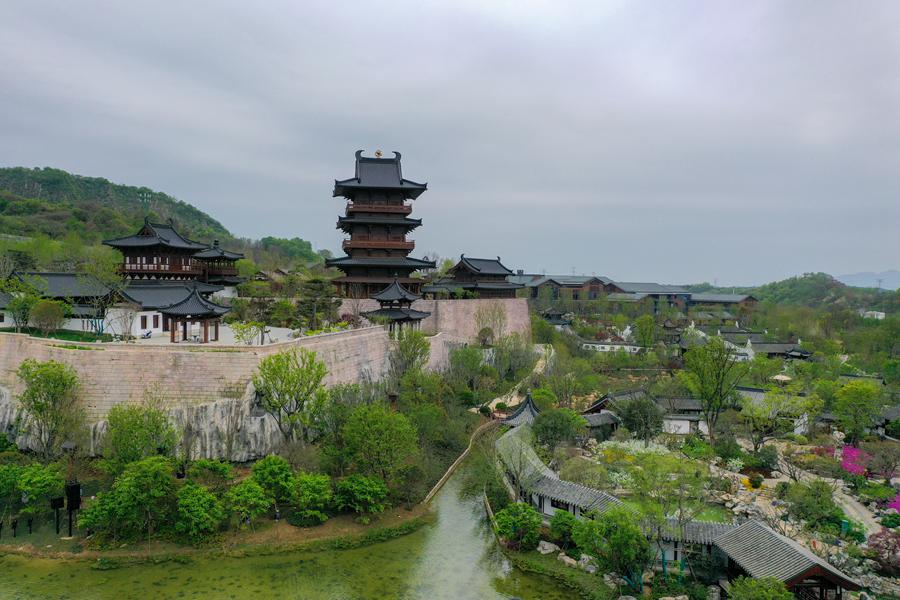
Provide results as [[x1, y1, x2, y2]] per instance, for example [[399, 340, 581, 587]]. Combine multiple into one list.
[[714, 520, 859, 589], [688, 293, 756, 304], [529, 275, 611, 287], [158, 289, 229, 318], [659, 518, 736, 544], [611, 282, 689, 294], [361, 307, 430, 322], [333, 150, 427, 199], [19, 272, 110, 299], [325, 256, 436, 268], [103, 220, 208, 250], [503, 394, 541, 427], [371, 279, 420, 303], [456, 255, 515, 276], [584, 412, 619, 427]]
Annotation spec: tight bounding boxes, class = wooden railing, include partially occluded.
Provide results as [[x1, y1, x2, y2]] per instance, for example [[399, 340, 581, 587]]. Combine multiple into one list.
[[346, 202, 412, 214], [119, 264, 201, 275], [343, 239, 415, 251]]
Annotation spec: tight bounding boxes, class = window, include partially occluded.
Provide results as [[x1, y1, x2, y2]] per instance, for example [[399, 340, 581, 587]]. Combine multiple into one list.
[[152, 315, 159, 329], [550, 498, 569, 511], [0, 312, 4, 323], [140, 315, 147, 330]]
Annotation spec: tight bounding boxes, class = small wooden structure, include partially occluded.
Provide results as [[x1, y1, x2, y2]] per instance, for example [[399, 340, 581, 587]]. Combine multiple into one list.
[[159, 289, 229, 343], [362, 279, 430, 333]]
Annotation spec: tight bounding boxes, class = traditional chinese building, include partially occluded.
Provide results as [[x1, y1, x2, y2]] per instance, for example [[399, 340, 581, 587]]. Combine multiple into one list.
[[423, 255, 523, 299], [103, 218, 244, 286], [362, 279, 430, 333], [327, 150, 435, 297]]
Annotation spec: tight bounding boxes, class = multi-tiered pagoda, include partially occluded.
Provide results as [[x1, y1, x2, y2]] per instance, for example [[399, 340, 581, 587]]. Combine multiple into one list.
[[327, 150, 435, 297]]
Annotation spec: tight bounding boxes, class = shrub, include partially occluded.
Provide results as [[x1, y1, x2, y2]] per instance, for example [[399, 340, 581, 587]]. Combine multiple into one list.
[[532, 408, 587, 449], [784, 433, 808, 445], [728, 576, 792, 600], [187, 459, 234, 492], [747, 473, 764, 489], [880, 512, 900, 529], [774, 481, 791, 499], [335, 474, 388, 515], [252, 455, 294, 504], [494, 502, 542, 550], [495, 402, 508, 412], [549, 509, 578, 549], [713, 436, 743, 462], [752, 445, 779, 471], [867, 529, 900, 576], [174, 482, 225, 543], [681, 435, 715, 460], [786, 480, 843, 531], [725, 457, 744, 473], [858, 483, 897, 505], [292, 472, 333, 525]]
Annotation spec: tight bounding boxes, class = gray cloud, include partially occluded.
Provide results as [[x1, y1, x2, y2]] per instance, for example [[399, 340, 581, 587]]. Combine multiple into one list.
[[0, 0, 897, 284]]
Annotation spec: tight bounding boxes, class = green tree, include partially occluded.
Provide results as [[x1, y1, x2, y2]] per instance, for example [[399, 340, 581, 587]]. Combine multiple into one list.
[[740, 386, 822, 452], [572, 506, 652, 593], [174, 482, 225, 543], [187, 459, 234, 493], [16, 359, 82, 461], [448, 346, 483, 392], [833, 380, 883, 445], [494, 502, 542, 550], [388, 329, 430, 381], [17, 463, 64, 517], [342, 404, 419, 485], [530, 387, 558, 411], [251, 454, 295, 506], [226, 479, 271, 529], [532, 408, 587, 449], [292, 472, 333, 525], [679, 337, 747, 440], [559, 456, 608, 489], [549, 509, 578, 550], [398, 368, 445, 407], [253, 348, 328, 444], [0, 464, 22, 518], [616, 395, 663, 445], [728, 576, 793, 600], [77, 247, 128, 335], [29, 299, 68, 336], [334, 474, 388, 516], [102, 404, 177, 475], [634, 314, 655, 348], [297, 278, 340, 329], [3, 274, 44, 334]]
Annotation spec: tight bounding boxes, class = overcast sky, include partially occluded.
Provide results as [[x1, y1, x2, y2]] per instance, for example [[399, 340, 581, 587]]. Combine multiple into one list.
[[1, 1, 898, 285]]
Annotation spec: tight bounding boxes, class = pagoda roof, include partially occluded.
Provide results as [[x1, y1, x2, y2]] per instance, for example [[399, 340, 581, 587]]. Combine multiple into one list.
[[326, 256, 436, 269], [372, 279, 420, 302], [193, 241, 244, 260], [333, 150, 427, 200], [422, 280, 523, 293], [503, 393, 541, 427], [452, 255, 515, 277], [103, 219, 208, 251], [158, 288, 230, 318], [362, 307, 430, 322], [337, 215, 422, 230]]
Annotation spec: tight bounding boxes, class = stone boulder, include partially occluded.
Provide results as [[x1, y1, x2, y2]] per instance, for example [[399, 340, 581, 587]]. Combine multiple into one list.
[[557, 552, 578, 568], [537, 540, 559, 555]]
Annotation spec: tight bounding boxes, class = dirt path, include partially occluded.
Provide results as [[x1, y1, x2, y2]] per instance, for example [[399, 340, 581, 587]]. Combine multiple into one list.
[[476, 343, 553, 413]]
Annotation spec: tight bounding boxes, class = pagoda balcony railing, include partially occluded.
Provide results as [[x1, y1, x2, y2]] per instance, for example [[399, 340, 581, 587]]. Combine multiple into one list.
[[346, 202, 412, 215], [119, 264, 202, 275], [342, 239, 415, 251], [202, 266, 239, 276]]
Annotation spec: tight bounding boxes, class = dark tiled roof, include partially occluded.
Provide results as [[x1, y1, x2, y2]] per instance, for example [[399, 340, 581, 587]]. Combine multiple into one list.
[[121, 284, 198, 310], [455, 255, 515, 276], [583, 389, 648, 413], [103, 220, 208, 250], [714, 520, 859, 589], [584, 412, 619, 427], [193, 243, 244, 260], [362, 307, 430, 322], [371, 279, 420, 303], [751, 342, 811, 356], [655, 397, 702, 412], [659, 518, 736, 544], [19, 272, 110, 299], [503, 393, 541, 427], [610, 282, 689, 294], [423, 280, 524, 292], [603, 292, 649, 302], [158, 289, 229, 318], [529, 275, 612, 287], [337, 215, 422, 229], [326, 256, 436, 268], [688, 293, 756, 304], [333, 150, 427, 199]]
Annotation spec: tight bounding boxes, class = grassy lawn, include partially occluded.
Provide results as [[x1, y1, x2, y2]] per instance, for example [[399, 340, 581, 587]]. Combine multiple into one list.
[[0, 327, 113, 342], [621, 498, 733, 524], [504, 550, 614, 600]]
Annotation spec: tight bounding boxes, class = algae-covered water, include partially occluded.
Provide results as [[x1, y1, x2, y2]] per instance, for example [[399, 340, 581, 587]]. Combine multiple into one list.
[[0, 476, 571, 600]]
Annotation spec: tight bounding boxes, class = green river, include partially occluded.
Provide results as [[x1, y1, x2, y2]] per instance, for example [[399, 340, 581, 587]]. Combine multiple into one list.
[[0, 475, 572, 600]]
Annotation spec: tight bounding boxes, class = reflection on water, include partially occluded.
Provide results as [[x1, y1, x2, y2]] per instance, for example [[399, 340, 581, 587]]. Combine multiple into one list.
[[0, 475, 571, 599]]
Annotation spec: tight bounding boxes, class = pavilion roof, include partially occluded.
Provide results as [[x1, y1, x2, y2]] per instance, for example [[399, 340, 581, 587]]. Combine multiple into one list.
[[372, 279, 420, 303], [326, 256, 436, 269], [362, 307, 430, 322], [713, 520, 859, 590], [502, 393, 541, 427], [452, 255, 515, 277], [158, 289, 229, 318], [193, 241, 244, 260], [337, 215, 422, 229], [333, 150, 427, 199], [103, 219, 208, 251]]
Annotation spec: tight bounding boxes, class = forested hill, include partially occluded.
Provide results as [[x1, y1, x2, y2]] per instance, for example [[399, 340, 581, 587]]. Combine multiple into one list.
[[0, 167, 231, 244], [687, 272, 899, 312], [0, 167, 324, 269]]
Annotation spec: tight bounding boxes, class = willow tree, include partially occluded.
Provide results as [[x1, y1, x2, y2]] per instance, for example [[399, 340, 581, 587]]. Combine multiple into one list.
[[252, 348, 328, 444], [16, 359, 82, 461]]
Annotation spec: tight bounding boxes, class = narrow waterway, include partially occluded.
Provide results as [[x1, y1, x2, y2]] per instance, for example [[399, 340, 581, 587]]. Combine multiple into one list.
[[0, 473, 572, 600]]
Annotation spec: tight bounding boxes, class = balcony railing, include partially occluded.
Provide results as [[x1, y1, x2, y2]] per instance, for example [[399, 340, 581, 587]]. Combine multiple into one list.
[[342, 239, 415, 251], [120, 264, 202, 275], [346, 202, 412, 214]]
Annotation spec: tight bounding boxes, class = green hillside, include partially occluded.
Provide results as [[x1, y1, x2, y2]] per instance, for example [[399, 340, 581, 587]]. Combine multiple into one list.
[[687, 272, 899, 312], [0, 167, 230, 244], [0, 167, 325, 270]]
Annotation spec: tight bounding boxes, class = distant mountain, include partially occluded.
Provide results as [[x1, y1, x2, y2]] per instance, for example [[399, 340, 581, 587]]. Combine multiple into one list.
[[0, 167, 231, 244], [836, 270, 900, 291], [0, 167, 323, 267]]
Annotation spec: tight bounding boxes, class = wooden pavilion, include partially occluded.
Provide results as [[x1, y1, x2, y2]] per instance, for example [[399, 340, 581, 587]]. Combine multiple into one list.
[[159, 289, 230, 343]]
